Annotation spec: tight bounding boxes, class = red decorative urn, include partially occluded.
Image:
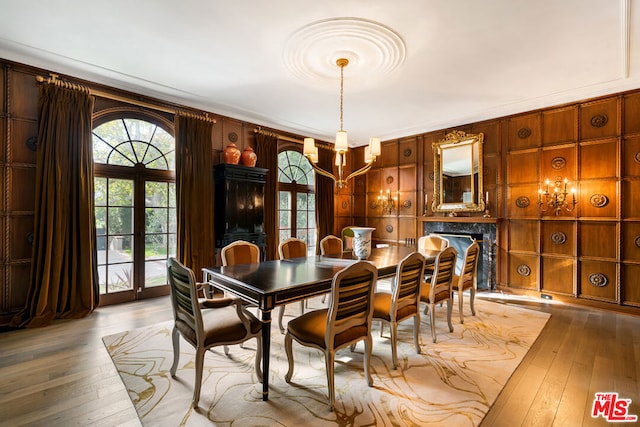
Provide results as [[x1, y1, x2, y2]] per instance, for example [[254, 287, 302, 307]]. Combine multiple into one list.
[[224, 143, 241, 164], [241, 146, 257, 167]]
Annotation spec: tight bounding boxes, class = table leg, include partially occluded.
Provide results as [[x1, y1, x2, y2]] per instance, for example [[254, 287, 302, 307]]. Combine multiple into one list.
[[261, 309, 271, 401]]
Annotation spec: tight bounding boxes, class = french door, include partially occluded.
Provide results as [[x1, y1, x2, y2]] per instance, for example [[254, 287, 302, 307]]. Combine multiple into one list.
[[95, 168, 176, 305], [92, 116, 176, 305]]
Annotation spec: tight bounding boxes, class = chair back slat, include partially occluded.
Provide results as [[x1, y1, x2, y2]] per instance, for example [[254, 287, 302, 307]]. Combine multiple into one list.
[[167, 258, 202, 338], [431, 246, 457, 296], [459, 242, 480, 288], [392, 252, 426, 312], [327, 261, 377, 343]]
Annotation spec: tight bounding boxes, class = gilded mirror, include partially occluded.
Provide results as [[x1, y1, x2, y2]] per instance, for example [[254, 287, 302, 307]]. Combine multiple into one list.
[[432, 131, 485, 213]]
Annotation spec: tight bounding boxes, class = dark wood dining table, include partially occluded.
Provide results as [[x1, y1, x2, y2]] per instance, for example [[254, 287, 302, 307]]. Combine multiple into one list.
[[202, 245, 440, 401]]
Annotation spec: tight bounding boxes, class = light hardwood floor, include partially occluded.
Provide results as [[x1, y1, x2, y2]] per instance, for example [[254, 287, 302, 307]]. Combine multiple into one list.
[[0, 293, 638, 426]]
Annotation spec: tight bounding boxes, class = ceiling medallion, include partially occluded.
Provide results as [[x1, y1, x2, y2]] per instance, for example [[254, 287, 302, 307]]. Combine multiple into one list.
[[590, 114, 608, 128], [517, 127, 532, 139], [588, 273, 608, 287], [589, 194, 609, 208], [517, 264, 531, 277], [551, 231, 567, 245], [283, 18, 406, 85], [551, 157, 566, 170], [516, 196, 530, 208]]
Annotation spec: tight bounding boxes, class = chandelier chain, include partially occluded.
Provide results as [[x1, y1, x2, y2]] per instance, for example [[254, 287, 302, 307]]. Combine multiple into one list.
[[339, 61, 344, 131]]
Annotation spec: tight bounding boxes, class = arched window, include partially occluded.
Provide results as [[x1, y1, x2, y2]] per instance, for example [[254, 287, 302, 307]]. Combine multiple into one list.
[[93, 116, 176, 305], [277, 150, 316, 255]]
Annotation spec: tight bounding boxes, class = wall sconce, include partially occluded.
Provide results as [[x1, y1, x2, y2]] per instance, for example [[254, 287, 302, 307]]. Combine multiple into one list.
[[538, 177, 577, 215], [378, 189, 397, 215]]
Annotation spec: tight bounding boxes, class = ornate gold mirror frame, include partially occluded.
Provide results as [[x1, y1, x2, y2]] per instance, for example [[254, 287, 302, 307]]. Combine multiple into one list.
[[432, 130, 485, 213]]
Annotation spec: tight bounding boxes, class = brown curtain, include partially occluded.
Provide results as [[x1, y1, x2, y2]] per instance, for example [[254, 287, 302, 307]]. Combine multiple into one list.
[[11, 83, 99, 328], [315, 146, 335, 254], [175, 114, 215, 278], [256, 132, 278, 260]]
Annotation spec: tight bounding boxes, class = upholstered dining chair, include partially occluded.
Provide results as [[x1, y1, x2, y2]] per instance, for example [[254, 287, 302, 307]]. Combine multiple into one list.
[[320, 234, 343, 256], [277, 237, 309, 333], [221, 240, 260, 266], [420, 246, 457, 343], [418, 234, 450, 276], [341, 226, 355, 252], [284, 260, 377, 412], [452, 241, 480, 324], [372, 251, 426, 369], [166, 257, 262, 408]]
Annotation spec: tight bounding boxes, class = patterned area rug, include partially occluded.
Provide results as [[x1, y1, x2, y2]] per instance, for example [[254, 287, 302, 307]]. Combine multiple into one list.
[[103, 297, 549, 426]]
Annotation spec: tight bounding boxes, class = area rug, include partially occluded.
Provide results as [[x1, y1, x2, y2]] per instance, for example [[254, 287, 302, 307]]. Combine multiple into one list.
[[103, 297, 550, 426]]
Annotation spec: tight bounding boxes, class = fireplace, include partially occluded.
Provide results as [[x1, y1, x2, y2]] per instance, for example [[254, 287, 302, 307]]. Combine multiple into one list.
[[422, 219, 496, 290]]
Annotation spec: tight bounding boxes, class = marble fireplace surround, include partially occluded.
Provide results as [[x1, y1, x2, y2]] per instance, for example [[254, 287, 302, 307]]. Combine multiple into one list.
[[421, 217, 497, 290]]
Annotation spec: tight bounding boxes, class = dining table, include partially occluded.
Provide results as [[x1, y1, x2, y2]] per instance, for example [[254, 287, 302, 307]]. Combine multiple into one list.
[[202, 245, 440, 401]]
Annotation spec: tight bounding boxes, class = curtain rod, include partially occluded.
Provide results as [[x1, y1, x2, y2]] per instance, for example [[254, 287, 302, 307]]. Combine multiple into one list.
[[253, 128, 339, 151], [35, 74, 216, 123]]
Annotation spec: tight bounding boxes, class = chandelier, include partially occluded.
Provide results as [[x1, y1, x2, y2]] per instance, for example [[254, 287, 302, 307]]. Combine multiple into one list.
[[538, 177, 577, 215], [303, 58, 381, 188]]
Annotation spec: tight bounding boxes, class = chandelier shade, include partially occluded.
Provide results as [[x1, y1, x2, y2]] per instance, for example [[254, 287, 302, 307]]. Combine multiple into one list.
[[303, 58, 381, 188]]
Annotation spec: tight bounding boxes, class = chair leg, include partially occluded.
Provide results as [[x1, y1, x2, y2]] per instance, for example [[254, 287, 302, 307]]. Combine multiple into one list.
[[300, 300, 305, 315], [192, 347, 205, 408], [390, 321, 398, 369], [170, 327, 180, 376], [326, 350, 336, 412], [380, 320, 385, 337], [278, 306, 286, 334], [255, 335, 263, 383], [429, 303, 437, 343], [224, 345, 229, 355], [284, 333, 294, 382], [458, 290, 465, 324], [413, 314, 421, 355], [470, 288, 476, 316], [446, 298, 454, 333], [363, 336, 374, 387]]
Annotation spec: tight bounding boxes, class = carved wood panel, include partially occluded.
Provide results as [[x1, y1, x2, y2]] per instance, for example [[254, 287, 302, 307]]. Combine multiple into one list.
[[580, 97, 619, 141], [471, 120, 500, 155], [578, 180, 617, 219], [507, 184, 538, 218], [622, 135, 640, 178], [579, 259, 617, 302], [508, 220, 539, 253], [542, 221, 575, 256], [508, 253, 538, 290], [381, 140, 398, 168], [398, 137, 416, 165], [622, 221, 640, 262], [623, 92, 640, 136], [579, 139, 618, 179], [508, 149, 539, 184], [541, 145, 576, 183], [541, 257, 575, 295], [542, 106, 578, 146], [579, 221, 617, 260], [622, 263, 640, 305], [10, 119, 38, 164]]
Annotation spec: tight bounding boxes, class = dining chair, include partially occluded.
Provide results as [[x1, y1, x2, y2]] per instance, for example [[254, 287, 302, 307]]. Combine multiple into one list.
[[320, 234, 343, 256], [372, 251, 426, 369], [166, 257, 262, 408], [420, 246, 457, 343], [341, 226, 355, 252], [284, 260, 377, 412], [452, 241, 480, 324], [418, 234, 450, 276], [277, 237, 309, 333], [221, 240, 260, 266]]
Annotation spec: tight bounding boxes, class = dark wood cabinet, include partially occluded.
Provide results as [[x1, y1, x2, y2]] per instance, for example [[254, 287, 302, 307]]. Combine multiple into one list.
[[214, 163, 268, 256]]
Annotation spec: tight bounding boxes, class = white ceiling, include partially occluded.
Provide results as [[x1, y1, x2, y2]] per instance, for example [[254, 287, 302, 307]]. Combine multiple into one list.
[[1, 0, 639, 147]]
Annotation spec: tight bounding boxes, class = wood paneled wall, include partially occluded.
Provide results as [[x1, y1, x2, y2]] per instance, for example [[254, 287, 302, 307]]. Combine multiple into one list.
[[365, 90, 640, 311], [0, 59, 302, 323]]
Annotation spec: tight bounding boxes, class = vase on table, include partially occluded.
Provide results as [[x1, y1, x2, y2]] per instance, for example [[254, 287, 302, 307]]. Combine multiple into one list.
[[351, 227, 376, 260], [224, 143, 241, 164]]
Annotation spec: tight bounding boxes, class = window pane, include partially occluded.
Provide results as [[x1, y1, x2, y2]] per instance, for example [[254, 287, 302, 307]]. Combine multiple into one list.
[[168, 183, 176, 207], [108, 207, 133, 234], [107, 236, 133, 262], [145, 234, 167, 259], [146, 208, 167, 233], [95, 207, 106, 235], [279, 230, 291, 243], [297, 193, 307, 210], [168, 234, 177, 257], [168, 208, 177, 231], [108, 179, 133, 206], [297, 211, 307, 228], [146, 181, 168, 206], [108, 262, 134, 292], [94, 177, 107, 205], [145, 260, 167, 287], [279, 191, 290, 209], [279, 210, 291, 229]]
